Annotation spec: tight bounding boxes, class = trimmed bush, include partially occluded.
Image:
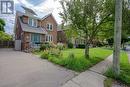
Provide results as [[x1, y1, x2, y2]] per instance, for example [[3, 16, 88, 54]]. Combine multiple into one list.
[[76, 44, 85, 48], [68, 42, 73, 48]]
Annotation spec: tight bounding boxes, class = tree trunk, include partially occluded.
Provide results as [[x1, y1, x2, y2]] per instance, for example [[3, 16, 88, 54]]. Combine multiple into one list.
[[113, 0, 122, 75], [85, 37, 89, 58]]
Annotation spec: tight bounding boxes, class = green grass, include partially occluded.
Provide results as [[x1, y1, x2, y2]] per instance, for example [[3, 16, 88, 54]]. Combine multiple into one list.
[[105, 51, 130, 86], [35, 48, 112, 72], [104, 78, 113, 87]]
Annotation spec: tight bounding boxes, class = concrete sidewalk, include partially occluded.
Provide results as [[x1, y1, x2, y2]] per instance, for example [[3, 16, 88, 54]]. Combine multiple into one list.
[[62, 55, 113, 87]]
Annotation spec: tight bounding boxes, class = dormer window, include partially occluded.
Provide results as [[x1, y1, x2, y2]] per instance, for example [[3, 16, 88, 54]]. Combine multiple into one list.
[[47, 23, 53, 30], [28, 18, 37, 27], [28, 18, 33, 26]]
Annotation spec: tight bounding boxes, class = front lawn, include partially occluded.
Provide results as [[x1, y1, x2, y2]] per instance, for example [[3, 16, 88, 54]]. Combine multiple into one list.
[[35, 48, 112, 72], [105, 51, 130, 86]]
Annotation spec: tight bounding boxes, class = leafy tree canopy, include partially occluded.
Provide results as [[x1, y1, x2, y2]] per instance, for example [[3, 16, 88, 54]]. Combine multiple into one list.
[[0, 31, 12, 41], [0, 18, 5, 32]]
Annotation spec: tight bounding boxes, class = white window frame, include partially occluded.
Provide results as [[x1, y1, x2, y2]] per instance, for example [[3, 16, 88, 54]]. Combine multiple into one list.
[[28, 18, 37, 27], [33, 19, 37, 27], [46, 23, 53, 31], [28, 18, 33, 26], [45, 35, 53, 42]]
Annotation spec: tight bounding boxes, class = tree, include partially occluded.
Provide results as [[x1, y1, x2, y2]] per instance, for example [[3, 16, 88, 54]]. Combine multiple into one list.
[[113, 0, 122, 75], [60, 0, 113, 58], [0, 31, 12, 41], [0, 18, 5, 32], [97, 0, 130, 49]]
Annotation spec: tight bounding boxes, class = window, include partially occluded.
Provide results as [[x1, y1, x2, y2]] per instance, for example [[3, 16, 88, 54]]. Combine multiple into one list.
[[33, 19, 37, 27], [28, 18, 37, 27], [47, 23, 53, 30], [28, 18, 33, 26], [46, 35, 53, 42], [31, 33, 40, 44]]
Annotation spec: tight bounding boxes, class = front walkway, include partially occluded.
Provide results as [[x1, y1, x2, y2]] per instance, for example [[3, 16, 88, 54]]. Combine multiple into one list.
[[62, 55, 113, 87], [0, 49, 76, 87]]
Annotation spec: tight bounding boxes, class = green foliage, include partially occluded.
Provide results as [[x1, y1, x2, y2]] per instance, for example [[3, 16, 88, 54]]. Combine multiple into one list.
[[61, 52, 89, 71], [40, 43, 50, 51], [57, 43, 65, 50], [105, 52, 130, 86], [36, 48, 112, 72], [68, 42, 73, 48], [49, 48, 62, 58], [76, 44, 85, 48], [60, 0, 116, 57], [98, 0, 130, 44], [0, 31, 12, 41], [41, 50, 49, 59], [0, 18, 5, 32], [40, 42, 57, 51], [104, 78, 112, 87]]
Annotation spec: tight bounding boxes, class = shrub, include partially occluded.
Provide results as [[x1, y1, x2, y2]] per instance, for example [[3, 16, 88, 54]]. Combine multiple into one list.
[[57, 43, 65, 50], [40, 43, 50, 51], [76, 44, 85, 48], [49, 48, 62, 58], [68, 42, 73, 48], [49, 42, 57, 48], [41, 50, 49, 59]]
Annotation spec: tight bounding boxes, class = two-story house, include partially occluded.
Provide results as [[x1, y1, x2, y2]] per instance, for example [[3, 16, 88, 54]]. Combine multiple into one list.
[[14, 6, 57, 51]]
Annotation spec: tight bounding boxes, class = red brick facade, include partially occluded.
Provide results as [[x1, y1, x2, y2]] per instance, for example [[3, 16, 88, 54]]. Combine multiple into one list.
[[41, 15, 57, 44], [15, 12, 58, 51]]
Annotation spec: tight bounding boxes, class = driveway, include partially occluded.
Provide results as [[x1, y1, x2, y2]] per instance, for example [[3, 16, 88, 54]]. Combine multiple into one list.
[[0, 49, 76, 87]]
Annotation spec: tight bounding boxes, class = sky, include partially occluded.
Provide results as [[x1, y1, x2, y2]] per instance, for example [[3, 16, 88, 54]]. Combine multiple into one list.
[[0, 0, 62, 34]]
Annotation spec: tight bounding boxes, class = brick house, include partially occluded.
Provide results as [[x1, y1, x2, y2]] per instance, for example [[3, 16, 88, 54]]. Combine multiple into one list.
[[14, 6, 57, 51]]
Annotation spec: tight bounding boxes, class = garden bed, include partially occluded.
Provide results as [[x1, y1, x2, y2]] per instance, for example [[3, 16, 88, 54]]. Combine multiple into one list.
[[34, 48, 112, 72]]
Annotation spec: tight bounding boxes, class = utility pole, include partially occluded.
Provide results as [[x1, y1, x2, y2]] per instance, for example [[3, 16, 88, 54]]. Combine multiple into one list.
[[113, 0, 122, 75]]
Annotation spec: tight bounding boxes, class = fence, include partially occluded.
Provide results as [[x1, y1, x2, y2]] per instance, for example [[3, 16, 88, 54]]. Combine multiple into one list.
[[0, 41, 14, 48]]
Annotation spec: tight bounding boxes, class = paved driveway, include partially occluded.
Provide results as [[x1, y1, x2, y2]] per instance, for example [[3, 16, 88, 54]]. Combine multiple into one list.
[[0, 49, 76, 87]]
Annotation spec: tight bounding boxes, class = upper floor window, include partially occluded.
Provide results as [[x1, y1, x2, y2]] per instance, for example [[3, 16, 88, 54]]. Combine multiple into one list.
[[28, 18, 33, 26], [47, 23, 53, 30], [28, 18, 37, 27]]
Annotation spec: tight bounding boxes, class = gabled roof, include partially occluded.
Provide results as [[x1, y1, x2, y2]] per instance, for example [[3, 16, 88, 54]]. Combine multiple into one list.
[[16, 11, 41, 20], [42, 13, 58, 24], [22, 6, 37, 15], [18, 17, 47, 34]]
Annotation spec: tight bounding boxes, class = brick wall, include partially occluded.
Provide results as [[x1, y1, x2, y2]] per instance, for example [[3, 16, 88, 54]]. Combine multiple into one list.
[[41, 15, 57, 44]]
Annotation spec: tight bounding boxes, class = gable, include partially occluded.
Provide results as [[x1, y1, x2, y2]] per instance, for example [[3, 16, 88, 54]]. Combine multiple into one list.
[[42, 14, 57, 26]]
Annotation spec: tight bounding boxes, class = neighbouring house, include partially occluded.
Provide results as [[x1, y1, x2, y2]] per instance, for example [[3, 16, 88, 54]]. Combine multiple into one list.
[[57, 29, 67, 43], [14, 6, 57, 51]]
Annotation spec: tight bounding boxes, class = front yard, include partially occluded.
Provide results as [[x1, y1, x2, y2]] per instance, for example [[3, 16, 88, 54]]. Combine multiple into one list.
[[34, 48, 112, 72]]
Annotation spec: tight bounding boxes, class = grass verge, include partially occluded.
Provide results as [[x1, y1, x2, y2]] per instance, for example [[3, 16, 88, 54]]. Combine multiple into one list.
[[104, 78, 113, 87], [104, 51, 130, 86]]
